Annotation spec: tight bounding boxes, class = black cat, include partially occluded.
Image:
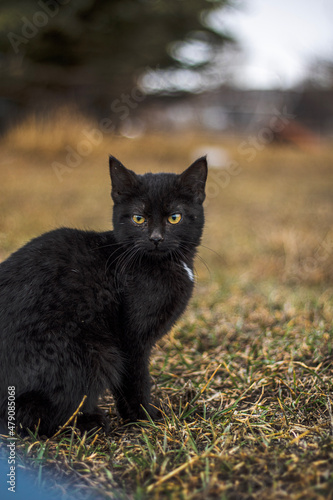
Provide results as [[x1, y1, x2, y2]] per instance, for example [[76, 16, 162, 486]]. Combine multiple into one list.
[[0, 155, 207, 436]]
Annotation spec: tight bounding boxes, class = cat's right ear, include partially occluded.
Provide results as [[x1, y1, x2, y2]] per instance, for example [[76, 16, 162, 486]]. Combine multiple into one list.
[[109, 156, 138, 202], [180, 156, 208, 204]]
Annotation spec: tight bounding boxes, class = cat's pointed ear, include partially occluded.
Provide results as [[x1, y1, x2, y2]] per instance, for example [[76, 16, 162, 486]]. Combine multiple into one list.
[[180, 156, 208, 204], [109, 155, 138, 202]]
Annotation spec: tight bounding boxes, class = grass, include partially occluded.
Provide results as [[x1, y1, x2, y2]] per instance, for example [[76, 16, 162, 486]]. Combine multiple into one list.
[[0, 110, 333, 499]]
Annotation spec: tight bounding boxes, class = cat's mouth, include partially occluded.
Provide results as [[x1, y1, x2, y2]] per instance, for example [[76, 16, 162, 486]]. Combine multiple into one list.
[[148, 247, 167, 254], [146, 246, 170, 257], [141, 240, 178, 257]]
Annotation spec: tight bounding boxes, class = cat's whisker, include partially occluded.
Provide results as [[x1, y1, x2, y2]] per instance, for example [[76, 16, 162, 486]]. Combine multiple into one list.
[[199, 244, 222, 259], [173, 248, 200, 283], [181, 240, 222, 260], [105, 241, 136, 276], [114, 244, 143, 280], [95, 238, 136, 275], [117, 247, 141, 278], [113, 246, 135, 278], [177, 243, 212, 279], [104, 244, 126, 275]]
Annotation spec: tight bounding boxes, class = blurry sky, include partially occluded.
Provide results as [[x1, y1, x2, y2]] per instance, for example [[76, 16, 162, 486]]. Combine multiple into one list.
[[141, 0, 333, 93], [217, 0, 333, 89]]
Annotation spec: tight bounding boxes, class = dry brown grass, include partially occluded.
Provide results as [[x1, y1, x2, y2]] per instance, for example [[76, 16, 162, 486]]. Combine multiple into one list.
[[0, 111, 333, 499]]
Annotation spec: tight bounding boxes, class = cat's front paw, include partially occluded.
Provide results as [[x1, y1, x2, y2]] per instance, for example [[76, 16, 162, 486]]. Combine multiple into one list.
[[76, 410, 109, 434], [118, 401, 163, 422], [144, 402, 163, 421]]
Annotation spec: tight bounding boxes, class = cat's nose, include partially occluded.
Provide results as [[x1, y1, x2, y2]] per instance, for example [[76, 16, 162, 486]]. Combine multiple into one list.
[[149, 230, 164, 246]]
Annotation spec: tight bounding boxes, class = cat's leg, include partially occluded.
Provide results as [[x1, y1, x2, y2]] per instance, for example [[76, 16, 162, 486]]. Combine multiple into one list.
[[14, 391, 58, 436], [73, 385, 110, 434], [113, 350, 160, 421], [14, 391, 108, 436], [76, 408, 109, 434]]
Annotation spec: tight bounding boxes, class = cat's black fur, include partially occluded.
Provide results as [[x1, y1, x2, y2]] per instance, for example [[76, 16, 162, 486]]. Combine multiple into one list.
[[0, 155, 207, 436]]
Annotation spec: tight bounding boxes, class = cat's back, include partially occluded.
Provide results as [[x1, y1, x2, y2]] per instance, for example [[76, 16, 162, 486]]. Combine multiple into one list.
[[0, 227, 115, 273], [0, 228, 117, 332]]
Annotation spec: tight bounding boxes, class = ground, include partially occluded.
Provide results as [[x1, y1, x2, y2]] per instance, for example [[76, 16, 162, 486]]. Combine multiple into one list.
[[0, 111, 333, 499]]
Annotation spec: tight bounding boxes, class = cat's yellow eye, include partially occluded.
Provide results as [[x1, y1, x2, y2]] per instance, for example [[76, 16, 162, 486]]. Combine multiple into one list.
[[168, 213, 182, 224], [132, 215, 146, 225]]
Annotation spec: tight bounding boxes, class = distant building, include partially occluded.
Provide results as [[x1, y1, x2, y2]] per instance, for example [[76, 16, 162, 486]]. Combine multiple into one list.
[[138, 87, 333, 141]]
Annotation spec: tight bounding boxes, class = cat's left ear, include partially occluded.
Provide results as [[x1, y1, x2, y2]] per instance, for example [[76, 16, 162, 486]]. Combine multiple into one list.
[[180, 156, 208, 204], [109, 155, 138, 202]]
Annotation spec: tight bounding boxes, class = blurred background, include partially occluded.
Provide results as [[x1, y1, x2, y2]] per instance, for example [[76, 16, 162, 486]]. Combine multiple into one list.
[[0, 0, 332, 289], [1, 0, 333, 136]]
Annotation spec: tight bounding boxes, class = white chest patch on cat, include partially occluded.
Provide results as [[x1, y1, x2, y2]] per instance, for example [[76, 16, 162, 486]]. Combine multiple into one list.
[[182, 262, 195, 282]]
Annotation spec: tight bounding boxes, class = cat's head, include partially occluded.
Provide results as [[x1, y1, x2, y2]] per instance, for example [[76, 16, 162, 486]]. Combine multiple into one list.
[[109, 155, 207, 259]]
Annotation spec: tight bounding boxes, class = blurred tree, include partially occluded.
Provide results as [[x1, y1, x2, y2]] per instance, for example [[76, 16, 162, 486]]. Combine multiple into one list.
[[0, 0, 234, 122], [303, 58, 333, 90]]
